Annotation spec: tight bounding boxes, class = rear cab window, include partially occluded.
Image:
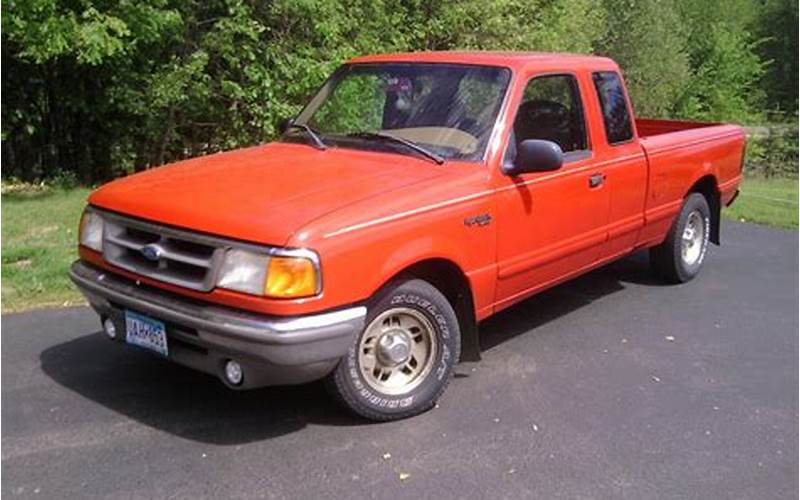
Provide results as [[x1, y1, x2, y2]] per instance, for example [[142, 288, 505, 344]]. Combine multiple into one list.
[[591, 72, 634, 145]]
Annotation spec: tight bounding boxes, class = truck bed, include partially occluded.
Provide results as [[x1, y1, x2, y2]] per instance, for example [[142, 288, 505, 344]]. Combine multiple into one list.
[[634, 117, 745, 248], [636, 118, 724, 138], [636, 117, 744, 168], [636, 118, 744, 159]]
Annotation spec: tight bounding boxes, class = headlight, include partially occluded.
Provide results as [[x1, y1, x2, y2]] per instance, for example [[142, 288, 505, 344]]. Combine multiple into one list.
[[216, 248, 320, 299], [216, 249, 270, 295], [79, 209, 104, 252]]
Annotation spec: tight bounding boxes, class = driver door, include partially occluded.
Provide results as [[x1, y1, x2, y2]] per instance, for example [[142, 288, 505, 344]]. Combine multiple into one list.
[[494, 72, 610, 309]]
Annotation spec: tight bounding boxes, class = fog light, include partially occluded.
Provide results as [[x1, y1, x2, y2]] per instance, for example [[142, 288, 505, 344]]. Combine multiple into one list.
[[224, 360, 243, 386], [102, 317, 117, 339]]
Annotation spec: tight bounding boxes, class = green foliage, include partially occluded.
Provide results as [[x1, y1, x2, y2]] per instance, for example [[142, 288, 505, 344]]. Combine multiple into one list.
[[4, 1, 131, 64], [416, 0, 605, 53], [745, 124, 799, 178], [678, 25, 767, 123], [676, 0, 768, 123], [2, 0, 797, 185], [312, 75, 385, 134], [755, 0, 799, 115], [599, 0, 691, 118], [48, 169, 81, 189]]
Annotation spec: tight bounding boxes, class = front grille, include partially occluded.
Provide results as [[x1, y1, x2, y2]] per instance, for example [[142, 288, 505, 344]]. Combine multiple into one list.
[[102, 213, 224, 291]]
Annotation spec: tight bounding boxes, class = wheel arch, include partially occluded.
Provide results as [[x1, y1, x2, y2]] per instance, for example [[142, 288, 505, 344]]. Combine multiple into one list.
[[687, 174, 721, 245], [380, 258, 481, 362]]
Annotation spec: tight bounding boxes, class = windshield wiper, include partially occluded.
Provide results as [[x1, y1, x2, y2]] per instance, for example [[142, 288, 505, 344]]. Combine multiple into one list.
[[347, 131, 444, 165], [286, 122, 328, 150]]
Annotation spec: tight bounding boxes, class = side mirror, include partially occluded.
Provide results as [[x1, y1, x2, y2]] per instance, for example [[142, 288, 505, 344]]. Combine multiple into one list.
[[278, 117, 295, 135], [502, 139, 564, 176]]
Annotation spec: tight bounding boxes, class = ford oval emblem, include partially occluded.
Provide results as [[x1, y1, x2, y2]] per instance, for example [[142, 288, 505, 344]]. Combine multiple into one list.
[[141, 244, 163, 261]]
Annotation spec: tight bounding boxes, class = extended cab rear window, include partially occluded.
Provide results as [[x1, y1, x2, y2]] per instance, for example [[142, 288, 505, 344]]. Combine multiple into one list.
[[592, 72, 634, 145]]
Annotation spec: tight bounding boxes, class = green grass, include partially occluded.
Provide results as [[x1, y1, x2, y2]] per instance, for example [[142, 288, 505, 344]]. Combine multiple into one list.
[[723, 176, 798, 229], [2, 187, 90, 312], [0, 177, 796, 312]]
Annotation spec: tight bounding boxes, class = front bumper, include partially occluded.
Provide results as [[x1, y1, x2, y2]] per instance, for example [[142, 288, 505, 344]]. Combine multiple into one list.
[[69, 260, 366, 389]]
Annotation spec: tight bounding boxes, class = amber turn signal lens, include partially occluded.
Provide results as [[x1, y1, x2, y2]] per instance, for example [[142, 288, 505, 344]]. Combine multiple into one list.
[[265, 256, 318, 298]]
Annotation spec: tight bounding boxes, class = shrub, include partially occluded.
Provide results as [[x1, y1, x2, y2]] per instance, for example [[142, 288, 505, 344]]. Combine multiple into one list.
[[745, 123, 799, 178]]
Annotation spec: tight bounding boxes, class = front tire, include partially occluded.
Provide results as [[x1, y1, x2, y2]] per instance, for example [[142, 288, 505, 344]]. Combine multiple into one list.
[[650, 193, 711, 283], [325, 279, 461, 421]]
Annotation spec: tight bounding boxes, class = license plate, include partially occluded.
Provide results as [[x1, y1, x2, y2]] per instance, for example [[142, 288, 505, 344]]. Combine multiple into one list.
[[125, 310, 168, 357]]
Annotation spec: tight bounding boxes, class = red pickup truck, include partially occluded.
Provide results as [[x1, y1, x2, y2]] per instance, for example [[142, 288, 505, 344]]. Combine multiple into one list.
[[70, 52, 744, 420]]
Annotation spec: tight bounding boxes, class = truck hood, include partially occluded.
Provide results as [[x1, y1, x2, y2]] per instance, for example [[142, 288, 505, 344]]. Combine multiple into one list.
[[89, 142, 445, 245]]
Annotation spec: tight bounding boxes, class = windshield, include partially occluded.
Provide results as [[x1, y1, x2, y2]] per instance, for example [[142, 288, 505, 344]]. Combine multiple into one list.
[[287, 63, 511, 161]]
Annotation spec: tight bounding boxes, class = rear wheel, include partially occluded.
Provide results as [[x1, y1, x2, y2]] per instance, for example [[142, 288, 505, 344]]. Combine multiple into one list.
[[650, 193, 711, 283], [325, 279, 460, 421]]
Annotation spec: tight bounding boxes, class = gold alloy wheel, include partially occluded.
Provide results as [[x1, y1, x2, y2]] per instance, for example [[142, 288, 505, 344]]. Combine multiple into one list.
[[357, 307, 438, 395]]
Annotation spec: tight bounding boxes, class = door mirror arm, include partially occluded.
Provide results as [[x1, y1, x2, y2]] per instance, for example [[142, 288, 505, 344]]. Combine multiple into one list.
[[278, 117, 295, 135]]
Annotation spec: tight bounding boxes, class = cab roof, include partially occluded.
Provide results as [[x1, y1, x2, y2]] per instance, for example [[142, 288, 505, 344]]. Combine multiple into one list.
[[348, 51, 618, 72]]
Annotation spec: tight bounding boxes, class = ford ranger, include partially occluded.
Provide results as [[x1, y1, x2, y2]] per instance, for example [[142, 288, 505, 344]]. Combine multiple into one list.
[[70, 52, 745, 421]]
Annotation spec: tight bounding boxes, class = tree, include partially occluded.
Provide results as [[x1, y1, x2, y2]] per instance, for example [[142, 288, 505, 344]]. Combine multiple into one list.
[[755, 0, 799, 116], [675, 0, 768, 123], [597, 0, 692, 118], [1, 0, 796, 184], [677, 24, 767, 123], [1, 0, 183, 180]]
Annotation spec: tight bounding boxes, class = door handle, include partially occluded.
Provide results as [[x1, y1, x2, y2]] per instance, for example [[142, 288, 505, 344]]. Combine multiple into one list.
[[589, 173, 606, 188]]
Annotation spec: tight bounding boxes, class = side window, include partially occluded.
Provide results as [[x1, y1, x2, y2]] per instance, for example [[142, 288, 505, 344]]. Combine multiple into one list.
[[511, 74, 589, 156], [592, 72, 634, 144]]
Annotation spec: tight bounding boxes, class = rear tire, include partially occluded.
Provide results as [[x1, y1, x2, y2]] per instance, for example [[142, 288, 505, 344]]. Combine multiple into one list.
[[325, 279, 460, 421], [650, 193, 711, 283]]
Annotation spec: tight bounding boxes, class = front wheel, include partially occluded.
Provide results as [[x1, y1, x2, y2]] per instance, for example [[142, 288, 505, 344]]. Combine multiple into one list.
[[650, 192, 711, 283], [325, 279, 461, 421]]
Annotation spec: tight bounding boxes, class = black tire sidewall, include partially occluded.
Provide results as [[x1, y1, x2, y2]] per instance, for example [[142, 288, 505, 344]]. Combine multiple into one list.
[[331, 279, 461, 419], [671, 193, 711, 281]]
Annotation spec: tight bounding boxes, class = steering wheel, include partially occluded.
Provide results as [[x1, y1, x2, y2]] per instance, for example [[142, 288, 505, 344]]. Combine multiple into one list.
[[514, 99, 575, 150]]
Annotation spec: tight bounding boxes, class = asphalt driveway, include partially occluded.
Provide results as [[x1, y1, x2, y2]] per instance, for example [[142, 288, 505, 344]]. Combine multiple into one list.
[[2, 221, 797, 499]]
